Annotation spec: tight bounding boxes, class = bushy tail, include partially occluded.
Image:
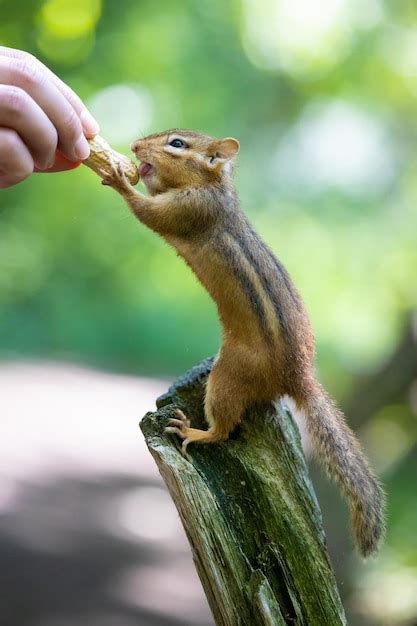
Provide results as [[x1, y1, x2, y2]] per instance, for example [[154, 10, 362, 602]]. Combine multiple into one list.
[[300, 382, 385, 558]]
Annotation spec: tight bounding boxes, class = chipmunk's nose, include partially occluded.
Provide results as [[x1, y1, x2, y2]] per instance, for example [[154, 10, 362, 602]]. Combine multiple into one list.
[[130, 139, 142, 156]]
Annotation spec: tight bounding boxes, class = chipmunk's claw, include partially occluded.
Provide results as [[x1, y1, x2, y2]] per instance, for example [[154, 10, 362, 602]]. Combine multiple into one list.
[[101, 156, 131, 191], [165, 409, 190, 437], [165, 409, 192, 455]]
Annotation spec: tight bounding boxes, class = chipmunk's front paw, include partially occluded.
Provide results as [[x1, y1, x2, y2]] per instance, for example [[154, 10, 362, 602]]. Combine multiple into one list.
[[165, 409, 192, 453], [101, 159, 132, 193]]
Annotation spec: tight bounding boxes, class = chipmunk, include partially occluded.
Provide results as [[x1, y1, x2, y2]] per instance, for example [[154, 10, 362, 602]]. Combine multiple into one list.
[[103, 128, 385, 558]]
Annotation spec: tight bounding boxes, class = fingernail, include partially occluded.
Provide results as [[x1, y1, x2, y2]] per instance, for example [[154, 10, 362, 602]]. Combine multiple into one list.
[[80, 108, 100, 137], [47, 153, 57, 169], [43, 154, 56, 170], [74, 134, 90, 160]]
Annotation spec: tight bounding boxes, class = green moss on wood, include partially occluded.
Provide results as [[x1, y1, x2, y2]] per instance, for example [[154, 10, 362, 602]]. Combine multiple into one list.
[[140, 359, 346, 626]]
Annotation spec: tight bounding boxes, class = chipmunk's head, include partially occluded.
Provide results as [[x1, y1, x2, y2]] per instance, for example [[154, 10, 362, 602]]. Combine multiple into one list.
[[131, 129, 239, 195]]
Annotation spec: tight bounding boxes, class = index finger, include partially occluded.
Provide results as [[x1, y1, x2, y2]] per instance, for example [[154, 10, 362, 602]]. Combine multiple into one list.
[[0, 47, 99, 137], [34, 150, 81, 173]]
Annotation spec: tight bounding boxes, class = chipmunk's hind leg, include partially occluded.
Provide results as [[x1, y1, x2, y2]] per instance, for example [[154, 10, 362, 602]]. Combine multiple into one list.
[[165, 367, 245, 453]]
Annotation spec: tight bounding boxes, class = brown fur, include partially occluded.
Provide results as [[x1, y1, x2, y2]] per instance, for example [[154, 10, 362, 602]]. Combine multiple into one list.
[[105, 128, 385, 557]]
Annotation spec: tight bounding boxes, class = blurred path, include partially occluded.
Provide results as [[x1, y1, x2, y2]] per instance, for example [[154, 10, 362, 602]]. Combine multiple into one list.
[[0, 361, 213, 626]]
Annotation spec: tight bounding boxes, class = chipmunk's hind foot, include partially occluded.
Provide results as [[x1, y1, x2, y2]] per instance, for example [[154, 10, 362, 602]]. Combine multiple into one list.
[[165, 409, 225, 454]]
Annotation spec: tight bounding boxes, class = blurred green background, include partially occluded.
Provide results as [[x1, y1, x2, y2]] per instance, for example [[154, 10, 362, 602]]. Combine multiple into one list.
[[0, 0, 416, 624]]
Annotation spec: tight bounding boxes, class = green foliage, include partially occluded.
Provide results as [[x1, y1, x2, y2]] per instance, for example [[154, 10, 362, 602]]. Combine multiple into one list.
[[1, 0, 416, 378], [0, 3, 416, 622]]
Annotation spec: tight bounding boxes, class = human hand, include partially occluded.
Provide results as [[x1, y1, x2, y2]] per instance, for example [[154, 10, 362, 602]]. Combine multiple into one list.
[[0, 46, 100, 188]]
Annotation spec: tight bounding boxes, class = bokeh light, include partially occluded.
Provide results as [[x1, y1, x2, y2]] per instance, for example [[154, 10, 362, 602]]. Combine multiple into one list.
[[87, 84, 153, 145], [242, 0, 384, 77], [36, 0, 101, 64], [272, 99, 396, 198]]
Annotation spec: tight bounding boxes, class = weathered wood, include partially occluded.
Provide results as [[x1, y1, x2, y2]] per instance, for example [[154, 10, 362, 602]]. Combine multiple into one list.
[[140, 358, 347, 626]]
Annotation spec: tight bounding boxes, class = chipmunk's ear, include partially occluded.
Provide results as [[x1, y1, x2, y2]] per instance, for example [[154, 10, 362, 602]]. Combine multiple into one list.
[[207, 137, 240, 168]]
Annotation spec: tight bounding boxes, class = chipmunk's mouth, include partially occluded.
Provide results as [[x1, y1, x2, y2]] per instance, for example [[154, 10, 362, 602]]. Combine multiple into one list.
[[138, 162, 153, 178]]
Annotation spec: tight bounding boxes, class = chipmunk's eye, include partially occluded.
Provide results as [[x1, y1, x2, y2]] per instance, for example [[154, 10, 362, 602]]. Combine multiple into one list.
[[169, 138, 187, 149]]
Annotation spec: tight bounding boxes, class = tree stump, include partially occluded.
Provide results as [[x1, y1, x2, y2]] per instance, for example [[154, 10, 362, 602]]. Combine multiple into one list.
[[140, 358, 347, 626]]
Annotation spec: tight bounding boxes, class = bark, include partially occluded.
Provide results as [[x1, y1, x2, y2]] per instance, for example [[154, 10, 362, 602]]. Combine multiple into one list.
[[140, 358, 347, 626]]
